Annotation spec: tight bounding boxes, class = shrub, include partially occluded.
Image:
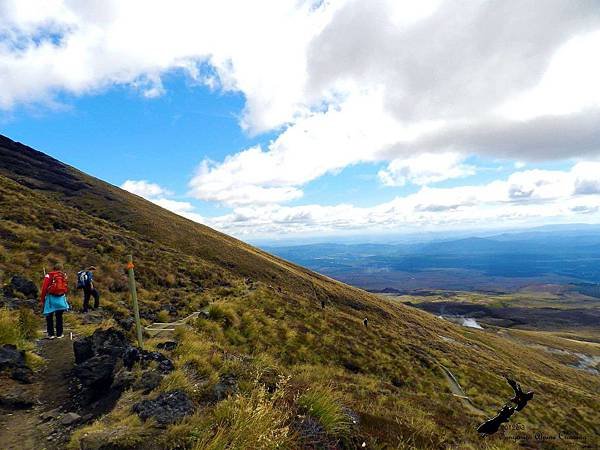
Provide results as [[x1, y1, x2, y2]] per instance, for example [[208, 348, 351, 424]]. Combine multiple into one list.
[[297, 387, 352, 437], [156, 310, 171, 323], [207, 303, 238, 329], [0, 307, 39, 347], [196, 387, 292, 449], [0, 308, 21, 346], [18, 308, 38, 340]]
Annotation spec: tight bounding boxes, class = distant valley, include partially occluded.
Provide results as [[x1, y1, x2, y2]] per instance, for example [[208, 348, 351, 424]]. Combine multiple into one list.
[[264, 228, 600, 336], [264, 227, 600, 294]]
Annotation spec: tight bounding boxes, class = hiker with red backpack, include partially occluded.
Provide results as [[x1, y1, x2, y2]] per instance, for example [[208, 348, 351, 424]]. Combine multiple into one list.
[[39, 262, 70, 339]]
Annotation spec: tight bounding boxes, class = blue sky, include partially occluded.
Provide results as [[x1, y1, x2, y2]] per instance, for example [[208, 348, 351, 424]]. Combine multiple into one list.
[[1, 1, 600, 240]]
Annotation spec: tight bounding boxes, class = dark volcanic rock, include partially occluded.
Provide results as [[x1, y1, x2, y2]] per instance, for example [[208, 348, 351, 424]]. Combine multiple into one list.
[[60, 412, 81, 426], [209, 373, 238, 402], [133, 370, 163, 394], [111, 368, 136, 391], [0, 344, 33, 383], [123, 347, 174, 374], [73, 328, 128, 364], [0, 387, 35, 409], [6, 275, 38, 298], [156, 341, 177, 352], [117, 317, 134, 332], [72, 355, 117, 390], [11, 366, 33, 384], [73, 339, 94, 365], [132, 390, 194, 425], [162, 304, 178, 316]]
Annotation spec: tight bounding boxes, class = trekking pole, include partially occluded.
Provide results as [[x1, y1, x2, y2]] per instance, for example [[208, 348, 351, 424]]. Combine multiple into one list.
[[127, 254, 144, 349]]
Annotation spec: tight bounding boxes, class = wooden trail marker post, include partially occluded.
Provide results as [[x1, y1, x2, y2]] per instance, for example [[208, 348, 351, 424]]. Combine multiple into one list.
[[127, 254, 144, 349]]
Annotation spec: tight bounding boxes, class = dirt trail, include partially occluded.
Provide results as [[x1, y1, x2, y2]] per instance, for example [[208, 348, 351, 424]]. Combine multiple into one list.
[[0, 335, 75, 450]]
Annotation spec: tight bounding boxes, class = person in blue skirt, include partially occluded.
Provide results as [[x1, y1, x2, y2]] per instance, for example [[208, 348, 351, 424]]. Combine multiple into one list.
[[39, 262, 70, 339]]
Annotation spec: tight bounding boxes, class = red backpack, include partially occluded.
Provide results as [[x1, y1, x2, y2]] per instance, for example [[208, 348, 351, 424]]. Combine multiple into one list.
[[48, 271, 68, 296]]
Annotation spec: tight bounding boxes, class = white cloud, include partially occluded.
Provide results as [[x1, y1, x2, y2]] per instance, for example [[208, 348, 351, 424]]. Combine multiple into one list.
[[4, 0, 600, 234], [189, 90, 442, 206], [572, 161, 600, 195], [0, 0, 336, 133], [498, 30, 600, 120], [121, 179, 171, 198], [151, 198, 195, 214], [122, 164, 600, 238], [120, 179, 200, 217], [200, 163, 600, 237], [186, 0, 600, 206], [378, 152, 476, 187]]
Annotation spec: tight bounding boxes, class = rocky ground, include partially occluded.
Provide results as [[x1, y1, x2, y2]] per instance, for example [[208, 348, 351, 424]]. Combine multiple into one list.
[[0, 335, 78, 449]]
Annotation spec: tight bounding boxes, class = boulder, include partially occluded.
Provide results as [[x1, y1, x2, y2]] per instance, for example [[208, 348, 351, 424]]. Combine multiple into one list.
[[73, 328, 128, 364], [133, 370, 163, 394], [40, 408, 62, 421], [73, 355, 117, 390], [117, 317, 134, 332], [0, 387, 35, 409], [123, 347, 174, 374], [6, 276, 38, 298], [89, 328, 129, 358], [0, 344, 33, 384], [60, 412, 81, 426], [156, 341, 177, 352], [11, 366, 33, 384], [132, 390, 194, 426], [73, 339, 94, 365], [111, 368, 136, 391], [162, 304, 178, 316]]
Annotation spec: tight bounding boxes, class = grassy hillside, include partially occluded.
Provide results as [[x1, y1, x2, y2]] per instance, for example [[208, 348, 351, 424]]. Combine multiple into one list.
[[1, 134, 599, 449]]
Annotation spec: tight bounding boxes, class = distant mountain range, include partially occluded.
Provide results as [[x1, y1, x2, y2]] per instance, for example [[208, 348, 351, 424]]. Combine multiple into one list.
[[263, 227, 600, 292]]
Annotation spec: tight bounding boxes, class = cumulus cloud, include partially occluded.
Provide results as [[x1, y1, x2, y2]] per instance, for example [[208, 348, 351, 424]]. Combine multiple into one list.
[[378, 153, 475, 187], [189, 0, 600, 205], [188, 91, 423, 205], [121, 163, 600, 237], [4, 0, 600, 233], [121, 179, 171, 198], [307, 0, 600, 121], [120, 179, 200, 217], [0, 0, 333, 132], [384, 110, 600, 162], [202, 163, 600, 237]]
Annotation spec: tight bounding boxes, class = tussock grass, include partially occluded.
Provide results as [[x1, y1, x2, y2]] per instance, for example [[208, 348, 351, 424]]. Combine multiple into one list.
[[207, 303, 239, 329], [0, 307, 38, 348], [195, 387, 292, 450], [298, 386, 352, 437], [67, 391, 153, 450]]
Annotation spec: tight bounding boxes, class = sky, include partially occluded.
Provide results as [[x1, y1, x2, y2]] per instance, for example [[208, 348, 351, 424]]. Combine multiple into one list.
[[1, 0, 600, 242]]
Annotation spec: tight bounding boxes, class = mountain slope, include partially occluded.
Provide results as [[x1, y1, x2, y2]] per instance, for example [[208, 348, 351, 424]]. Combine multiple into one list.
[[1, 134, 599, 449]]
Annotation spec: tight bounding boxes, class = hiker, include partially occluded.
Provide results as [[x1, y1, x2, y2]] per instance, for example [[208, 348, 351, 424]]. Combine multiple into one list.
[[321, 299, 326, 309], [363, 317, 368, 327], [78, 266, 100, 312], [40, 263, 70, 339], [506, 377, 534, 411]]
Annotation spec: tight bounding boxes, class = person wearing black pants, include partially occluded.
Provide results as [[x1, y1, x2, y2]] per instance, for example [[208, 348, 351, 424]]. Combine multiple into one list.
[[81, 266, 100, 313], [83, 285, 100, 312], [46, 310, 64, 338]]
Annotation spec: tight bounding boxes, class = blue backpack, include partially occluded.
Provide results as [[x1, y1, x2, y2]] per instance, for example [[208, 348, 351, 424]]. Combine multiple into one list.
[[76, 270, 88, 289]]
